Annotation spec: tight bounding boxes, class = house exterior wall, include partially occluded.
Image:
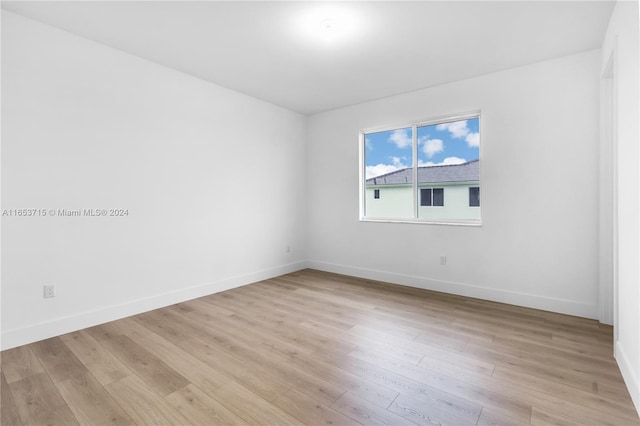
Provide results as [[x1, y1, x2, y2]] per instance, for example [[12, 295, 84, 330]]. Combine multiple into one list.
[[365, 185, 413, 219], [419, 184, 480, 221], [365, 183, 480, 220]]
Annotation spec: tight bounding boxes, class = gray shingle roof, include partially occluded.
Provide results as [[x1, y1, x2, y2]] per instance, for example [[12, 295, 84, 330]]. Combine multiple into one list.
[[366, 159, 479, 186]]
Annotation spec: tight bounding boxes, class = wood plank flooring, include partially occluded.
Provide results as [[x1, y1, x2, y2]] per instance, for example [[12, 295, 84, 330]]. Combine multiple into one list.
[[2, 269, 638, 425]]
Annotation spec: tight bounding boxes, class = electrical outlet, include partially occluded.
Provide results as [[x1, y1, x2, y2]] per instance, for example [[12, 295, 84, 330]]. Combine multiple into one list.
[[43, 285, 56, 298], [440, 256, 447, 266], [286, 245, 291, 253]]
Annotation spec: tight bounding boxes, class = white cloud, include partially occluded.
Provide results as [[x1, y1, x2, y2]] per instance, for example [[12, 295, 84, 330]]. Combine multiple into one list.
[[422, 138, 443, 158], [390, 156, 405, 167], [388, 129, 412, 149], [436, 120, 469, 139], [366, 156, 408, 179], [366, 164, 399, 179], [419, 156, 467, 167], [465, 132, 480, 148]]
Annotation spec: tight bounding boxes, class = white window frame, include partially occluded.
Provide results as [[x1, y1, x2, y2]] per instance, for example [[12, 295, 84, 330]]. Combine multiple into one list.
[[359, 110, 482, 226]]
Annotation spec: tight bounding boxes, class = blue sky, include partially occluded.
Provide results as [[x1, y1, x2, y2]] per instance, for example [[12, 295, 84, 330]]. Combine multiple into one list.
[[364, 117, 479, 179]]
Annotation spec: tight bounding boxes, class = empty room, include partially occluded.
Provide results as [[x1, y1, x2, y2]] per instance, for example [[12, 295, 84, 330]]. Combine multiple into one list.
[[1, 1, 639, 425]]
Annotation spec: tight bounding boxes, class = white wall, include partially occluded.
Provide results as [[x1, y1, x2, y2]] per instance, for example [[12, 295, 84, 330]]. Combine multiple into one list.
[[307, 49, 601, 318], [1, 11, 307, 350], [601, 0, 640, 413]]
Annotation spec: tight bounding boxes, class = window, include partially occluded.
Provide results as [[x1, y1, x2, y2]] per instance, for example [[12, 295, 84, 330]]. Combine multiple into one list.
[[420, 188, 444, 207], [433, 188, 444, 206], [420, 189, 431, 206], [469, 187, 480, 207], [361, 112, 480, 224]]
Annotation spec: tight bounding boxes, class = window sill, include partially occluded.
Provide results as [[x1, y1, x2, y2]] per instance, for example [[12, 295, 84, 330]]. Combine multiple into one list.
[[360, 217, 482, 226]]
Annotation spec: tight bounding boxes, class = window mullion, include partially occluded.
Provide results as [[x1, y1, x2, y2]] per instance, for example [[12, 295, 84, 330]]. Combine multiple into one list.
[[412, 125, 418, 218]]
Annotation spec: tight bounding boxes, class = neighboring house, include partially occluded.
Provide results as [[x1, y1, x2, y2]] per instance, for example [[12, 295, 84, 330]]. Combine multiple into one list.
[[365, 159, 480, 220]]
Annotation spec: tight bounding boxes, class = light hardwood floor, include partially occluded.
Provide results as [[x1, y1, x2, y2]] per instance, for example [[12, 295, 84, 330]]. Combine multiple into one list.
[[2, 269, 638, 425]]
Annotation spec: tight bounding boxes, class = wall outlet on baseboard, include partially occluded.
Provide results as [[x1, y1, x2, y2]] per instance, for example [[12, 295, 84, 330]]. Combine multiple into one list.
[[440, 256, 447, 266], [43, 285, 56, 298], [286, 245, 291, 253]]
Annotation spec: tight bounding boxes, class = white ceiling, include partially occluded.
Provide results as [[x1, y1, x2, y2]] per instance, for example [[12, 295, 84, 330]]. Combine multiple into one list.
[[2, 1, 615, 115]]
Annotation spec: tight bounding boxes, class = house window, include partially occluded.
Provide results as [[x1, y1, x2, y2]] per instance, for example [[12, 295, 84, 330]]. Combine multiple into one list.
[[361, 112, 480, 224], [469, 187, 480, 207], [420, 189, 431, 206], [433, 188, 444, 206], [420, 188, 444, 207]]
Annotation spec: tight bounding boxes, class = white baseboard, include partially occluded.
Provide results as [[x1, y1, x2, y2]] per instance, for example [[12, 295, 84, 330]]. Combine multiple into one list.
[[0, 261, 307, 350], [1, 259, 602, 350], [615, 341, 640, 416], [306, 260, 599, 319]]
